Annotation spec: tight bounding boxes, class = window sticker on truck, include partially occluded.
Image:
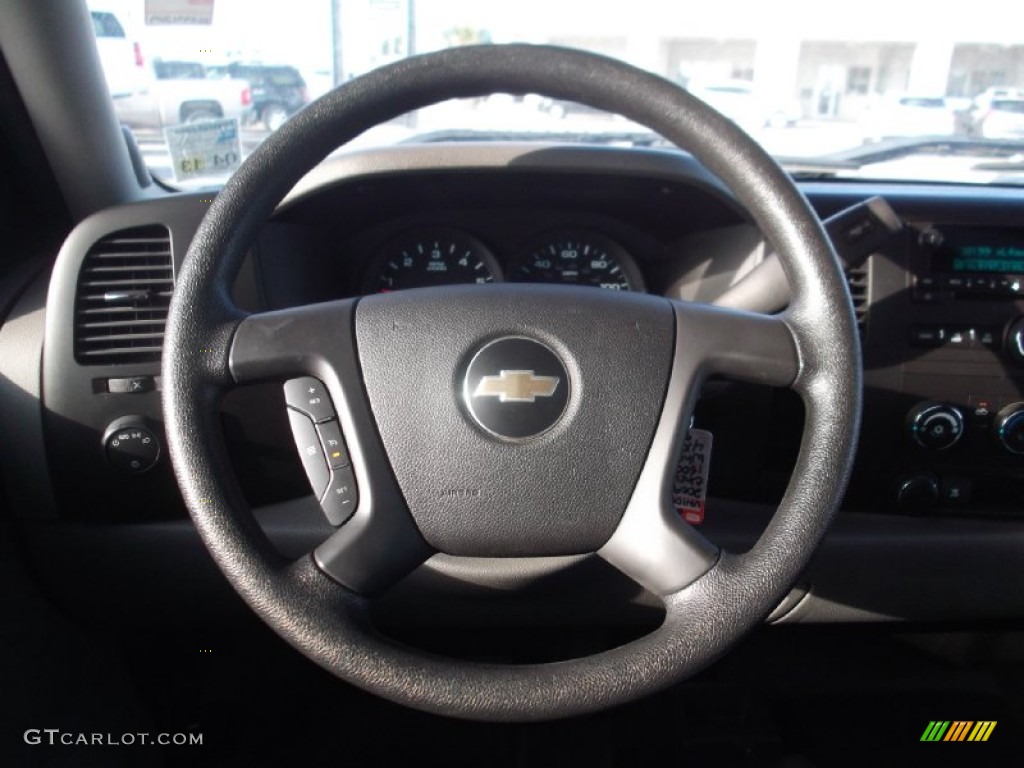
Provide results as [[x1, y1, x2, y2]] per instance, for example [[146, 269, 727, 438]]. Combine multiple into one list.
[[164, 118, 241, 182]]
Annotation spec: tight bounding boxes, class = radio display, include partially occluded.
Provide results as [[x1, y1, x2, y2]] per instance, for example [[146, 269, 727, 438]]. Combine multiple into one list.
[[935, 227, 1024, 273], [953, 249, 1024, 273]]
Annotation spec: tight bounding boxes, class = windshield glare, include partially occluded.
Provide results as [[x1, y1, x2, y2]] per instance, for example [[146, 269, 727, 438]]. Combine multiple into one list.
[[87, 0, 1024, 187]]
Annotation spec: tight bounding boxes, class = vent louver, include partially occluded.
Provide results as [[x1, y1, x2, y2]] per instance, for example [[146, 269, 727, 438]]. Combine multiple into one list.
[[74, 225, 174, 365], [846, 260, 870, 341]]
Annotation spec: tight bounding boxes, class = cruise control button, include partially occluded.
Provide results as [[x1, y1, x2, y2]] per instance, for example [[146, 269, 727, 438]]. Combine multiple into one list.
[[321, 466, 358, 526], [287, 408, 330, 498], [316, 420, 350, 469], [284, 377, 336, 423]]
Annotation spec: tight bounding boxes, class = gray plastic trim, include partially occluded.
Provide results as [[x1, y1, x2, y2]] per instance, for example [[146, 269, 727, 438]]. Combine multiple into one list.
[[41, 197, 212, 468], [599, 301, 801, 594], [714, 196, 902, 313], [278, 143, 741, 217]]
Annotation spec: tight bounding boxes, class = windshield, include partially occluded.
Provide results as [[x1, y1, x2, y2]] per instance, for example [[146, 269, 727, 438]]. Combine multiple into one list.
[[87, 0, 1024, 188]]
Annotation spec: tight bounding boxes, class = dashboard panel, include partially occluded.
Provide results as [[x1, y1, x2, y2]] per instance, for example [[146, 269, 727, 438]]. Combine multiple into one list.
[[14, 143, 1024, 625], [252, 160, 748, 313]]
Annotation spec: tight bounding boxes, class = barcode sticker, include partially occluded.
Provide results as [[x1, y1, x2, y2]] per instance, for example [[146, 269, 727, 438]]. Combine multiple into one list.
[[673, 428, 713, 524]]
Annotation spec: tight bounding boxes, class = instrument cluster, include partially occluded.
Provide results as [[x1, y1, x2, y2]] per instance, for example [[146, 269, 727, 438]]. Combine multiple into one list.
[[364, 225, 646, 293]]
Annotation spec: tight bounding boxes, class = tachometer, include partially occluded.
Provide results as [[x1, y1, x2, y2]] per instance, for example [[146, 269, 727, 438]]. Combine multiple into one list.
[[367, 228, 501, 292], [509, 230, 643, 291]]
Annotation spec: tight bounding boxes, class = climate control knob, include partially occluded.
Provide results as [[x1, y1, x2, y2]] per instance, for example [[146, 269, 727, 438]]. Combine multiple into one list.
[[907, 401, 964, 451], [1006, 317, 1024, 366], [994, 403, 1024, 455]]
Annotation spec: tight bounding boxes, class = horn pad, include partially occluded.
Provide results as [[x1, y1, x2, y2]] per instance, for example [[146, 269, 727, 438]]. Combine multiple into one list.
[[354, 284, 675, 556]]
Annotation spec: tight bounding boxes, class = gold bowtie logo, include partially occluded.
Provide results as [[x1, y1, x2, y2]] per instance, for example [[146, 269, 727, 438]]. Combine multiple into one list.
[[473, 370, 560, 403]]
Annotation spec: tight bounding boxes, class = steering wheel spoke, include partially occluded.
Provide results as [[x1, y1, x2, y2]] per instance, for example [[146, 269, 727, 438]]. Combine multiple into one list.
[[600, 300, 800, 595], [228, 299, 358, 384], [314, 494, 434, 596], [673, 300, 801, 387]]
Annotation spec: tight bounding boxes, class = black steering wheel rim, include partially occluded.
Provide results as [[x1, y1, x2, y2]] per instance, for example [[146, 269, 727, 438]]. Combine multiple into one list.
[[162, 44, 861, 721]]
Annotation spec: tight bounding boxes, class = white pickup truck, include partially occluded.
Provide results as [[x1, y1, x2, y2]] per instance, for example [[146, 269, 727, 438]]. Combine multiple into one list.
[[111, 60, 254, 131], [90, 9, 253, 130]]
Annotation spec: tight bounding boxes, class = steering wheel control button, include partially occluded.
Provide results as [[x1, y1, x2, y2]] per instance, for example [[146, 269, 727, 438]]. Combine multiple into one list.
[[463, 337, 569, 440], [104, 422, 160, 473], [284, 377, 336, 423], [316, 420, 351, 469], [907, 401, 964, 451], [321, 467, 358, 526], [287, 408, 330, 498]]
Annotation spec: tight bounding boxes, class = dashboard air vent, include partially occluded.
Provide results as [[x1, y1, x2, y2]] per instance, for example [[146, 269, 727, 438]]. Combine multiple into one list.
[[846, 260, 870, 341], [74, 225, 174, 365]]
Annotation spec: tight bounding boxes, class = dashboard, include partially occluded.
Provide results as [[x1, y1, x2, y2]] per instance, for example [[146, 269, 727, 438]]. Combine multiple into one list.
[[12, 143, 1024, 625]]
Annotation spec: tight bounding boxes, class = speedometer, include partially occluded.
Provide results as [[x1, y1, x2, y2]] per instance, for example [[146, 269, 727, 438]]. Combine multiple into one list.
[[508, 230, 643, 291], [367, 228, 501, 293]]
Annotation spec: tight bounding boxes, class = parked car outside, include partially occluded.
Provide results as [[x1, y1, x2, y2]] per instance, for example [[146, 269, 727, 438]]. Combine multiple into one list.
[[109, 61, 253, 130], [971, 96, 1024, 139], [89, 7, 146, 99], [861, 93, 957, 142], [152, 59, 206, 80], [90, 11, 252, 131], [973, 85, 1024, 111], [207, 63, 309, 131], [684, 79, 801, 132], [537, 96, 609, 119]]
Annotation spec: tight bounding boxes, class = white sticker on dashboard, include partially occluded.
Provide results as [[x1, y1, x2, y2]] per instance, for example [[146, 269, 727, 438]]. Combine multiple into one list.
[[673, 428, 713, 525], [164, 118, 241, 182]]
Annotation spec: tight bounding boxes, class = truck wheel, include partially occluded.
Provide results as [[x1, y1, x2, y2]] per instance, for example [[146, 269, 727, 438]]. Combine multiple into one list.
[[262, 103, 289, 131], [180, 103, 223, 124]]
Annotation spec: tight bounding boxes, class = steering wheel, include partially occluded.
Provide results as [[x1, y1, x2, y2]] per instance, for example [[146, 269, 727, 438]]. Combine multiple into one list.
[[162, 45, 861, 721]]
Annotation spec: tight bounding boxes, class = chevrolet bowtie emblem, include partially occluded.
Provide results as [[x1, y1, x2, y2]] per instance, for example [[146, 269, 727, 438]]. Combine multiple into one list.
[[473, 370, 560, 403]]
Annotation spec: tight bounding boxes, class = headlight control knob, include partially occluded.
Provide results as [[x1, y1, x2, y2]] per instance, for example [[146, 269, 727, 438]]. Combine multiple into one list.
[[907, 401, 964, 451], [103, 416, 160, 474], [896, 474, 939, 511]]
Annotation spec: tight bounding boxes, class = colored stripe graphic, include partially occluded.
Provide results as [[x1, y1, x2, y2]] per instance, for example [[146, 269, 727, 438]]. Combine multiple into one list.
[[945, 721, 972, 741], [923, 720, 996, 742], [968, 722, 997, 742], [921, 721, 950, 741]]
